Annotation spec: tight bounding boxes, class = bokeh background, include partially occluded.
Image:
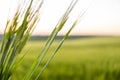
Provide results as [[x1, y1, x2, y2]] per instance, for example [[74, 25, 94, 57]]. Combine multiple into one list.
[[0, 0, 120, 80]]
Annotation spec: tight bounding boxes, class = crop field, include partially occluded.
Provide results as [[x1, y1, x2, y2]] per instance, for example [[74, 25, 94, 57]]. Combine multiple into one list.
[[6, 36, 120, 80]]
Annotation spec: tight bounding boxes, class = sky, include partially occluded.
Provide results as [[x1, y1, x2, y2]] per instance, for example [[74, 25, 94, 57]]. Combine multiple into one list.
[[0, 0, 120, 36]]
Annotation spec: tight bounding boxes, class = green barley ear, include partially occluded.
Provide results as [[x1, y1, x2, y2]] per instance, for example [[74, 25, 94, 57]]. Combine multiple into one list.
[[0, 0, 43, 79], [35, 9, 87, 79], [24, 0, 79, 80], [0, 0, 86, 79], [35, 18, 79, 80]]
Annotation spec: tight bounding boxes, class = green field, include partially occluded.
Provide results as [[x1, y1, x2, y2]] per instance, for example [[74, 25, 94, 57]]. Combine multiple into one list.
[[10, 37, 120, 80]]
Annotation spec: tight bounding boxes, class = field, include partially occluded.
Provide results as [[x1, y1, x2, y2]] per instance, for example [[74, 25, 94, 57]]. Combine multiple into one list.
[[9, 36, 120, 80]]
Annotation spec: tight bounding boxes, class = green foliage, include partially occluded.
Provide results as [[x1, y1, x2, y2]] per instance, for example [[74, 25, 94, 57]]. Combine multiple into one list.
[[0, 0, 41, 79], [0, 0, 81, 80]]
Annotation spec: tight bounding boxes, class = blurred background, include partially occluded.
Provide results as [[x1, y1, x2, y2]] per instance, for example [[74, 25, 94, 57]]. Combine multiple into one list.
[[0, 0, 120, 80]]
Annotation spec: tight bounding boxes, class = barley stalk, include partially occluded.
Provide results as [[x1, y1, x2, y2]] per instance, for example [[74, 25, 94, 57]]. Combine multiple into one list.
[[0, 0, 85, 79]]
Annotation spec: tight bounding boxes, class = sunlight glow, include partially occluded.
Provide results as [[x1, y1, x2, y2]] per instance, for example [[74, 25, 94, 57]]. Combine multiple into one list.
[[0, 0, 120, 36]]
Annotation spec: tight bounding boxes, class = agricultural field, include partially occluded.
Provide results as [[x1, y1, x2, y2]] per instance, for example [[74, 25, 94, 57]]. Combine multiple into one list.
[[3, 36, 120, 80]]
